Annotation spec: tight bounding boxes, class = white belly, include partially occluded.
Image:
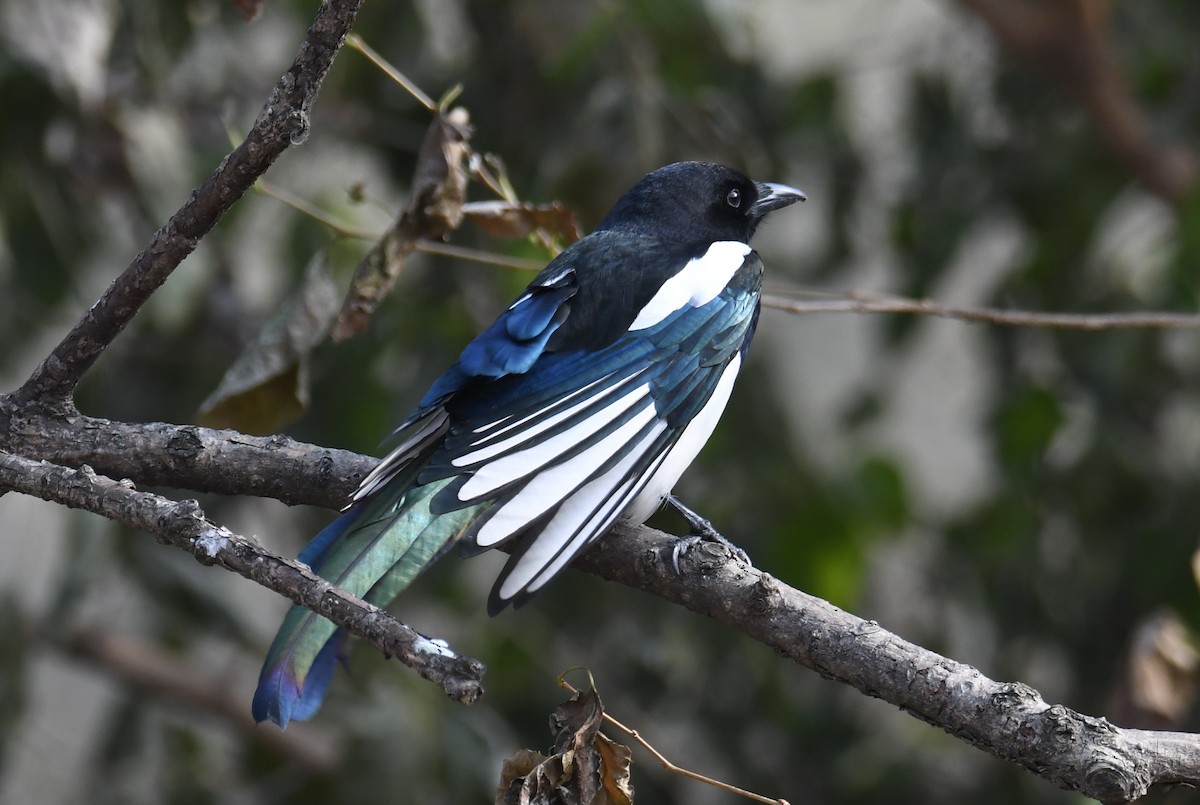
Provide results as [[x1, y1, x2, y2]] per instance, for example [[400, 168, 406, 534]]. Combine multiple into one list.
[[624, 353, 742, 522]]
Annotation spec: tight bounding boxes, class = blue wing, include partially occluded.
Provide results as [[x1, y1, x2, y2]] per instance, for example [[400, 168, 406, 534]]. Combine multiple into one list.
[[413, 242, 764, 612]]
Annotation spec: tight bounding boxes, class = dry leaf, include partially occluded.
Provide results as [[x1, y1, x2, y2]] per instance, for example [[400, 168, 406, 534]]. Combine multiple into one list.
[[496, 748, 549, 791], [496, 748, 558, 805], [463, 200, 581, 245], [198, 253, 338, 434], [594, 732, 634, 805], [332, 108, 472, 341], [495, 687, 634, 805]]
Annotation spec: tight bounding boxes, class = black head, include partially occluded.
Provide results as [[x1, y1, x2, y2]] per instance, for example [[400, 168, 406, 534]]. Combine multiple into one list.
[[594, 161, 805, 250]]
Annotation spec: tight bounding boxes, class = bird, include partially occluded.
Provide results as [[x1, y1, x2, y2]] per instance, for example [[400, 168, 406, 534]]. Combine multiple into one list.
[[253, 161, 805, 727]]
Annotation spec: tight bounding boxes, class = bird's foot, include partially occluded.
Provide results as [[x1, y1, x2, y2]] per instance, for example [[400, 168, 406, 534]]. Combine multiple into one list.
[[666, 494, 750, 572]]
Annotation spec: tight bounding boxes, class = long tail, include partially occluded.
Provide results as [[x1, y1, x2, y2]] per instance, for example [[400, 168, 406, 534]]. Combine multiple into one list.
[[252, 478, 484, 727]]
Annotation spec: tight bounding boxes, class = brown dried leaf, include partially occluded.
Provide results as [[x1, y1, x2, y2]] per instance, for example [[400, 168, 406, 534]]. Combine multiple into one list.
[[332, 108, 472, 342], [495, 687, 634, 805], [463, 200, 581, 245], [594, 732, 634, 805], [198, 253, 338, 434], [410, 107, 473, 233], [495, 749, 554, 805]]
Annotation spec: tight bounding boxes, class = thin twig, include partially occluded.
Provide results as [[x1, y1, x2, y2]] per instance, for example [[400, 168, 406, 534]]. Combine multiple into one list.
[[414, 240, 544, 271], [258, 170, 548, 275], [256, 179, 378, 240], [559, 676, 790, 805], [761, 290, 1200, 330], [338, 35, 564, 260], [469, 156, 511, 200], [345, 33, 436, 111], [259, 177, 545, 270]]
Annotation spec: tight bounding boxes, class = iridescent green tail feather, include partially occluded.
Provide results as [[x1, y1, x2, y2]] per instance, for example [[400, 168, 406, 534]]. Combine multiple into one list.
[[252, 477, 484, 727]]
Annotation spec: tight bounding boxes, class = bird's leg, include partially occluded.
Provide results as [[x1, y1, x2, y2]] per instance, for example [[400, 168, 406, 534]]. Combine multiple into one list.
[[665, 494, 751, 572]]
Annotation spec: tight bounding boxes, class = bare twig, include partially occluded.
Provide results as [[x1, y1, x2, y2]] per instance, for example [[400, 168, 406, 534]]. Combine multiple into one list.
[[9, 0, 367, 408], [345, 33, 436, 111], [257, 179, 548, 270], [413, 240, 544, 271], [256, 179, 379, 240], [467, 155, 562, 254], [559, 675, 790, 805], [0, 451, 485, 705], [762, 290, 1200, 330]]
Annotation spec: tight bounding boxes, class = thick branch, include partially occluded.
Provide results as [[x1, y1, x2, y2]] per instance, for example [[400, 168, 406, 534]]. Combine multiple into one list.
[[2, 409, 372, 508], [0, 450, 484, 705], [9, 0, 366, 408], [3, 425, 1197, 801], [577, 524, 1200, 804]]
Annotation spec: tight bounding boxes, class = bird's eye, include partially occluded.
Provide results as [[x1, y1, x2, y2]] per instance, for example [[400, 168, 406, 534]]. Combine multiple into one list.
[[726, 188, 742, 209]]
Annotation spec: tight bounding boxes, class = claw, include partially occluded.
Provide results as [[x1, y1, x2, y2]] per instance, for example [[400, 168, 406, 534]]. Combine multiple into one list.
[[665, 494, 750, 573], [671, 535, 696, 574]]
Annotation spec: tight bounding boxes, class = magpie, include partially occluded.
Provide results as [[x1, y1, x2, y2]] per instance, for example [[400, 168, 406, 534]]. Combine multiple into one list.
[[253, 161, 805, 727]]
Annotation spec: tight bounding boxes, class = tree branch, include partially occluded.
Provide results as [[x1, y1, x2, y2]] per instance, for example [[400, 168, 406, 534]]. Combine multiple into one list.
[[2, 427, 1197, 801], [761, 292, 1200, 330], [579, 524, 1200, 804], [0, 450, 485, 705], [1, 409, 372, 508], [8, 0, 367, 409]]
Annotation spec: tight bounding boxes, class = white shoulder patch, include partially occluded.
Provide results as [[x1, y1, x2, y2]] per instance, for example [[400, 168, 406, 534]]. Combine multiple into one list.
[[628, 241, 752, 331]]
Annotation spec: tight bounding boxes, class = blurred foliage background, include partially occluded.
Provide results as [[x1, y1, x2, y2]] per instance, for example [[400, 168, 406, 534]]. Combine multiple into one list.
[[2, 0, 1200, 803]]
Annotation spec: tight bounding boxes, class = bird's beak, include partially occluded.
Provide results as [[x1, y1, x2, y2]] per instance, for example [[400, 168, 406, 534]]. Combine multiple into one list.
[[751, 181, 807, 217]]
